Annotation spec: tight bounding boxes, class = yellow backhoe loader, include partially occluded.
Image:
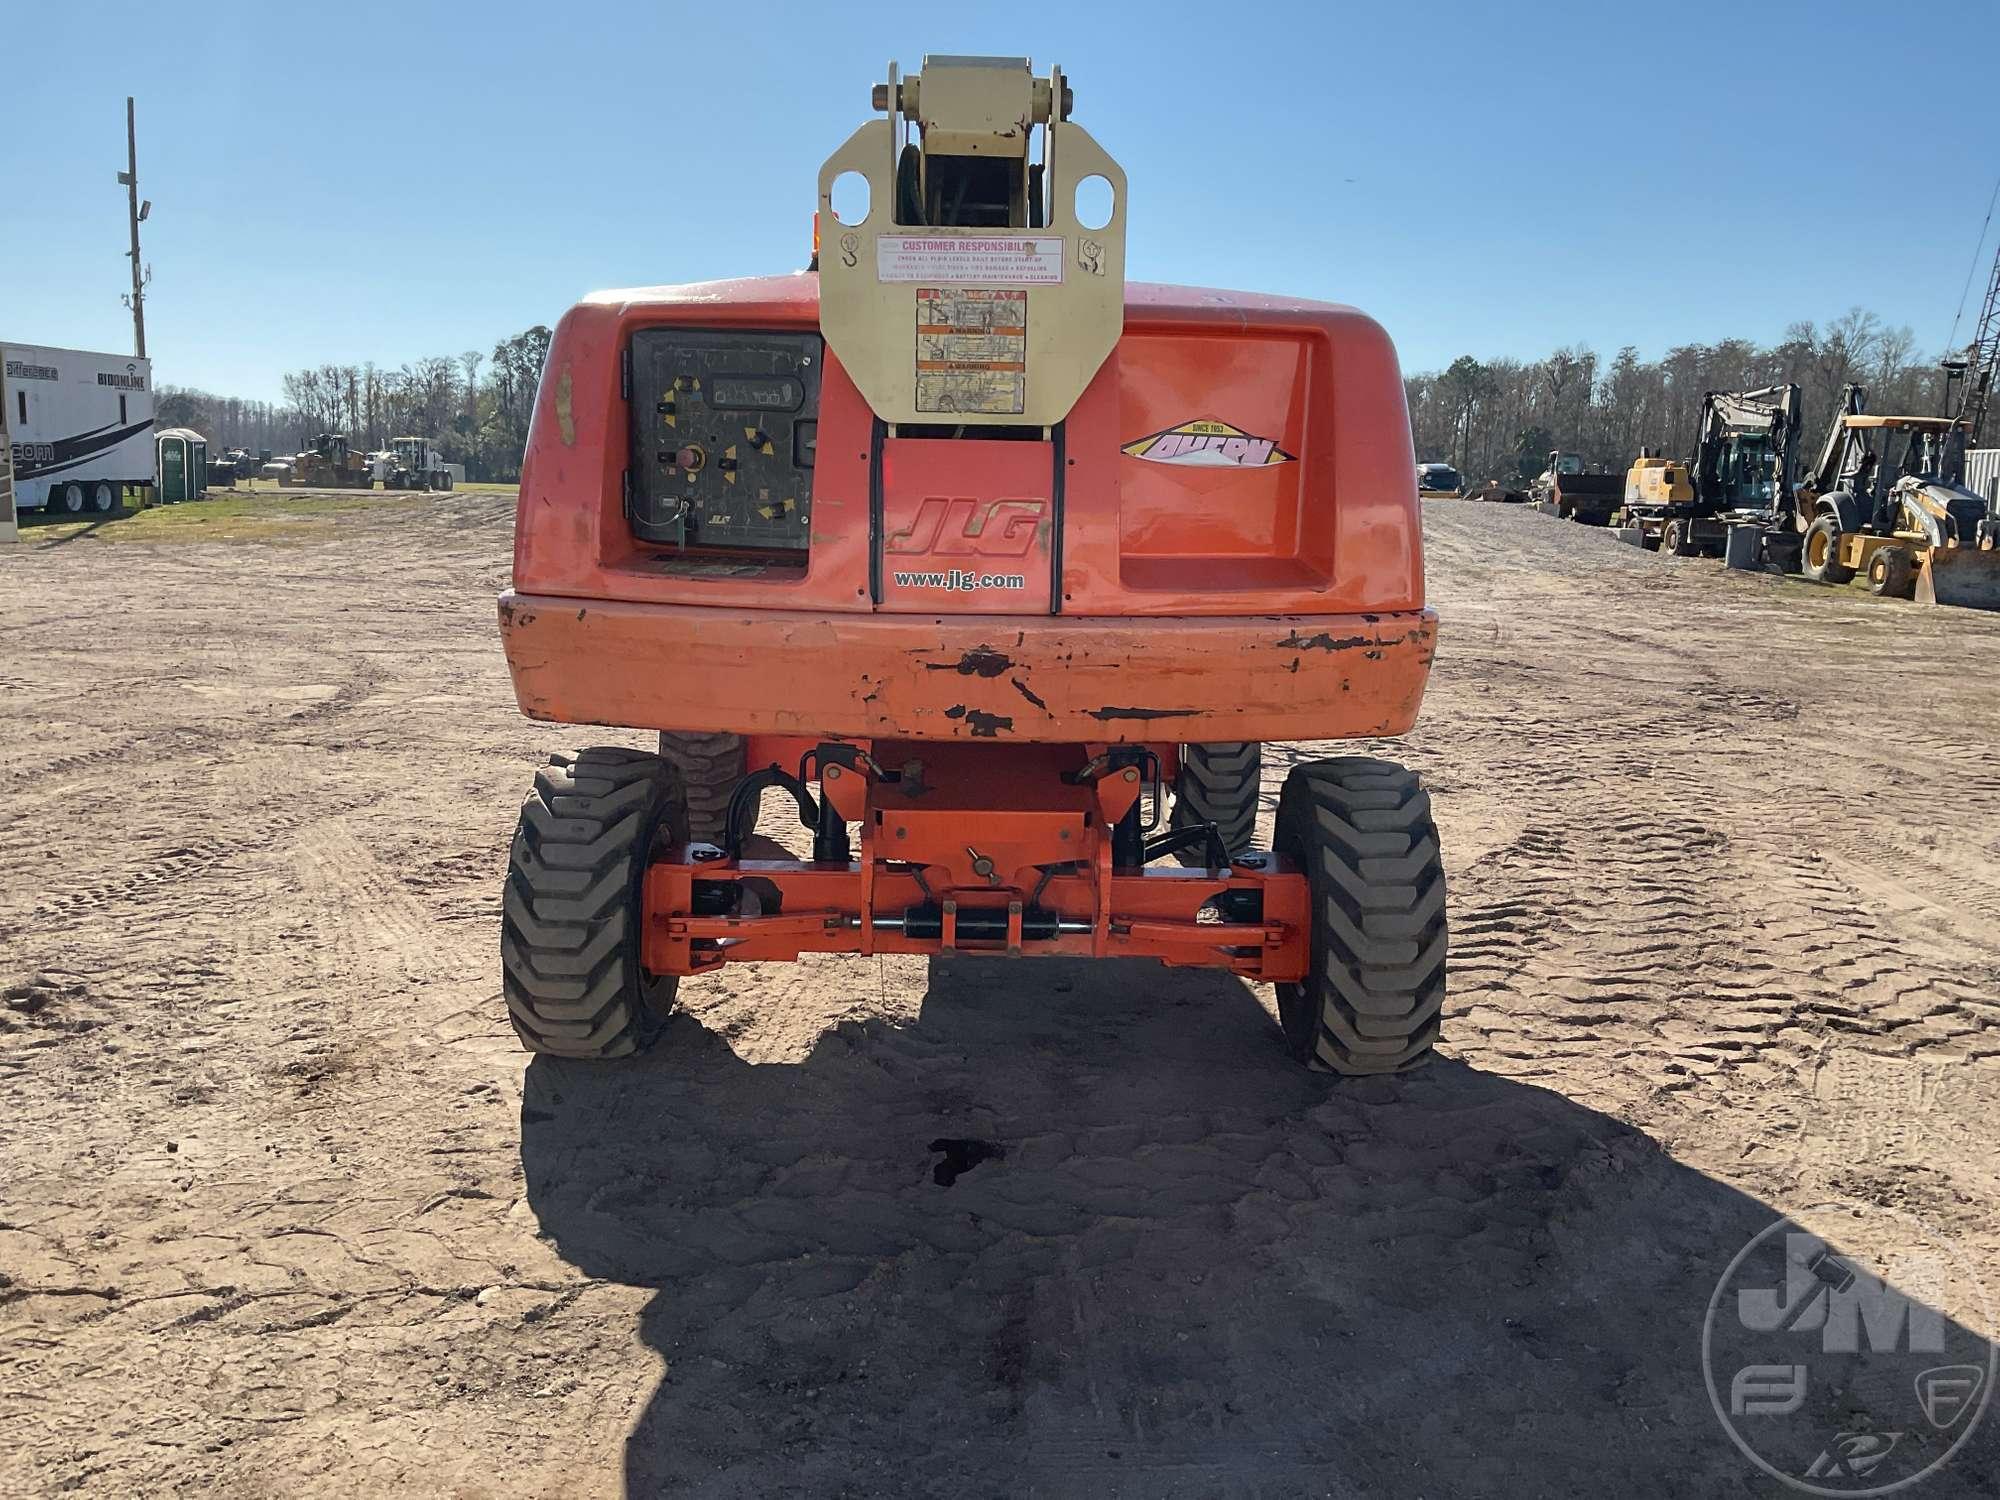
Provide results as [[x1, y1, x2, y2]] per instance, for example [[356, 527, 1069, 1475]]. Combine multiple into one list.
[[1795, 386, 2000, 609]]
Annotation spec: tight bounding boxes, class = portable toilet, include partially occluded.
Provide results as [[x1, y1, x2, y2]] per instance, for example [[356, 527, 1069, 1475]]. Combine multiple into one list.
[[156, 428, 210, 503]]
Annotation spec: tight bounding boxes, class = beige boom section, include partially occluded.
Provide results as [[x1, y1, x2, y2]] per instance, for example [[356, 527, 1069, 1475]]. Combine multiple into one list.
[[816, 57, 1127, 429]]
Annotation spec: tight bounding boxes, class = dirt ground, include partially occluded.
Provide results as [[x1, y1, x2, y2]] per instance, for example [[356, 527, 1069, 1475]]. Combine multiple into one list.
[[3, 493, 1997, 1498]]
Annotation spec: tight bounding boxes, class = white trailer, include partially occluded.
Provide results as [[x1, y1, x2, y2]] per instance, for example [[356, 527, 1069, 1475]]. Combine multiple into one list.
[[0, 342, 155, 513], [1967, 448, 1999, 516]]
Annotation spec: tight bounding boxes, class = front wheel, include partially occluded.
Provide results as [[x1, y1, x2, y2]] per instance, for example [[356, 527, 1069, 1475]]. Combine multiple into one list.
[[1273, 757, 1447, 1075], [1867, 545, 1916, 599], [1802, 515, 1854, 585], [502, 747, 687, 1059], [1663, 519, 1697, 557]]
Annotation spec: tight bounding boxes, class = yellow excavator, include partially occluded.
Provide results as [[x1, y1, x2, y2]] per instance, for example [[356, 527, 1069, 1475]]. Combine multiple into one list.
[[1795, 385, 2000, 608], [1621, 385, 1802, 559]]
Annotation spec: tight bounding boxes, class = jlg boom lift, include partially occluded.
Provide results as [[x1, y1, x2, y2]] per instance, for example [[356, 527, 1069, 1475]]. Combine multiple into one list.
[[496, 58, 1447, 1074]]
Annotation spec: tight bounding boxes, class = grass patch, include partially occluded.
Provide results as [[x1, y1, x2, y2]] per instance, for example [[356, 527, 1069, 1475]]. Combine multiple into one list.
[[21, 488, 438, 545]]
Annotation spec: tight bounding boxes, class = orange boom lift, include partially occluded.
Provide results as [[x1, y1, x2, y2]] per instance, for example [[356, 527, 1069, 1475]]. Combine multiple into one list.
[[497, 58, 1446, 1074]]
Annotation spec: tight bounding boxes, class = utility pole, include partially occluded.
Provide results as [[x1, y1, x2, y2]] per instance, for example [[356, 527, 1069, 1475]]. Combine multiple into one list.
[[117, 97, 148, 359]]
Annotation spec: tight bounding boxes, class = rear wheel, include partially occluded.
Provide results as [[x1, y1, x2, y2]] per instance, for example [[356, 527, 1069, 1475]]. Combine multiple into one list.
[[1867, 545, 1916, 599], [1802, 515, 1854, 584], [59, 483, 85, 514], [656, 731, 746, 845], [1662, 519, 1696, 557], [502, 748, 686, 1059], [1169, 742, 1262, 866], [91, 482, 116, 513], [1273, 757, 1447, 1075]]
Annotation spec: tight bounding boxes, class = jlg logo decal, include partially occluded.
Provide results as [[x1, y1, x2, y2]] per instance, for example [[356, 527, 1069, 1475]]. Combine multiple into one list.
[[886, 497, 1046, 558], [1122, 418, 1295, 467]]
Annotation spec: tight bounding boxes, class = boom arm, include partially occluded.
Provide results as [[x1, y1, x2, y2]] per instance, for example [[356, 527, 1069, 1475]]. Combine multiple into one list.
[[1956, 239, 2000, 446], [1804, 383, 1869, 502], [1691, 383, 1800, 520]]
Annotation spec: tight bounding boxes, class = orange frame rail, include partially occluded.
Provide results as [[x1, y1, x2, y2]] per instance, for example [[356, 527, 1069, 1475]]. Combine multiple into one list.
[[637, 740, 1311, 982]]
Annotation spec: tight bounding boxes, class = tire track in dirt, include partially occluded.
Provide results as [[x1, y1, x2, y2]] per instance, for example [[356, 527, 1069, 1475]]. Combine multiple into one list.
[[8, 495, 2000, 1497], [8, 784, 388, 936], [295, 820, 458, 991], [271, 654, 390, 733]]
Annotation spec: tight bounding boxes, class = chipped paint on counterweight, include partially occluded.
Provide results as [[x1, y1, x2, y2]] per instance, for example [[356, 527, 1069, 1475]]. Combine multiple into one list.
[[555, 367, 576, 446]]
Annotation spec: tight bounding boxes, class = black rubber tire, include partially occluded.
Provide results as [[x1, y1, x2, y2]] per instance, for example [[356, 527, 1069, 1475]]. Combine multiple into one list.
[[1272, 757, 1447, 1075], [1169, 742, 1263, 866], [896, 143, 925, 225], [1663, 519, 1695, 557], [1802, 514, 1854, 585], [502, 747, 687, 1059], [656, 731, 746, 845], [1867, 545, 1915, 599]]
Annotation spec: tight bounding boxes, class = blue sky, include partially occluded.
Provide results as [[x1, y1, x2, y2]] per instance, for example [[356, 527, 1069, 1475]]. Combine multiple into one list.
[[4, 0, 1993, 401]]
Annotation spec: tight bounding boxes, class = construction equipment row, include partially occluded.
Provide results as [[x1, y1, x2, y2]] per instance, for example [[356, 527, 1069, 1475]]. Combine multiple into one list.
[[1510, 230, 2000, 609], [278, 432, 455, 490]]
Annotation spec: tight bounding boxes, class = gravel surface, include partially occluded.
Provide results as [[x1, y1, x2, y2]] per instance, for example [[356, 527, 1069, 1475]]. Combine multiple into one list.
[[2, 493, 1996, 1497]]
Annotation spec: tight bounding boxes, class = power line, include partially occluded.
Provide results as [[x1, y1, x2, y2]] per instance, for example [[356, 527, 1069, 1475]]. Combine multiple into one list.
[[1946, 172, 2000, 352]]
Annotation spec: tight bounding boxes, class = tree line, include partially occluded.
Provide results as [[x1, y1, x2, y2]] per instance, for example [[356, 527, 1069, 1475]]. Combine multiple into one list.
[[159, 305, 1955, 487], [1406, 308, 1958, 482], [155, 325, 552, 482]]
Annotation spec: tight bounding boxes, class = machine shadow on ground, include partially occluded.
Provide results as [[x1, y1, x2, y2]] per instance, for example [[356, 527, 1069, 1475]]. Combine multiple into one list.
[[520, 960, 1999, 1499]]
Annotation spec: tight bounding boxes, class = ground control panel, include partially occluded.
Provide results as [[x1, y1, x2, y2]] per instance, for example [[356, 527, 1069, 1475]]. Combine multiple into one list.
[[627, 329, 820, 552]]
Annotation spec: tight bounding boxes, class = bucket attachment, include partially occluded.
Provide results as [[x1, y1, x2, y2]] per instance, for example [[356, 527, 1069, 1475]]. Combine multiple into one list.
[[1916, 546, 2000, 610]]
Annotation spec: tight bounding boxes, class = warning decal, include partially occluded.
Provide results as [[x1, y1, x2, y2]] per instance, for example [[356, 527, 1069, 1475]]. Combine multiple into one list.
[[915, 288, 1027, 415], [879, 236, 1064, 285], [1121, 418, 1296, 467]]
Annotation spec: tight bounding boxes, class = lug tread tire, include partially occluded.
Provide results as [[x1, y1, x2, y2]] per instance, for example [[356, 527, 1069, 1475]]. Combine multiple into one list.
[[502, 747, 685, 1059], [1169, 742, 1263, 866], [657, 731, 746, 844], [1803, 515, 1855, 585], [1274, 756, 1448, 1076], [1868, 546, 1915, 599]]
